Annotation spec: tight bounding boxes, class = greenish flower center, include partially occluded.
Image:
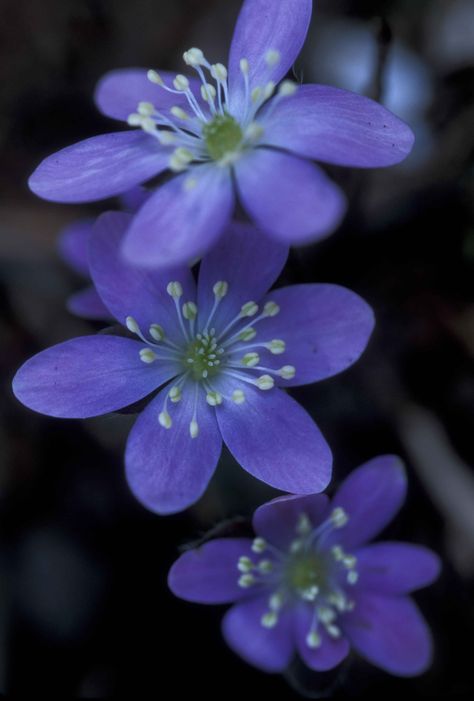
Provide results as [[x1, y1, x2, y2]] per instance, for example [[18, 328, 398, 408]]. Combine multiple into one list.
[[202, 114, 243, 161], [184, 332, 224, 381], [286, 553, 326, 595]]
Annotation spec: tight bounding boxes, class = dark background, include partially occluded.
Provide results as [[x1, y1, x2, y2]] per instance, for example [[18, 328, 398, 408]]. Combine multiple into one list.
[[1, 0, 473, 696]]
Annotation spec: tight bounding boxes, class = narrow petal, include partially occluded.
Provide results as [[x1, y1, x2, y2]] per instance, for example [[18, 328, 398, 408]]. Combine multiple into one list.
[[67, 286, 110, 320], [94, 69, 202, 122], [89, 212, 195, 344], [354, 542, 441, 594], [253, 494, 330, 550], [228, 0, 312, 117], [235, 149, 346, 244], [342, 594, 433, 676], [168, 538, 254, 604], [122, 165, 234, 268], [197, 221, 288, 331], [125, 385, 222, 514], [58, 219, 94, 277], [29, 132, 170, 203], [328, 456, 408, 549], [12, 336, 178, 418], [261, 85, 415, 167], [256, 284, 375, 387], [216, 384, 332, 494], [294, 605, 350, 672], [222, 595, 294, 673]]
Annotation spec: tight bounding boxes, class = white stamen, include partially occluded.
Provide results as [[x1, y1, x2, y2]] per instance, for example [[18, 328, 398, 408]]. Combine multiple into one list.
[[238, 556, 254, 573], [252, 537, 267, 553], [139, 348, 157, 364], [149, 324, 165, 342], [242, 352, 259, 368], [189, 419, 199, 438], [238, 328, 256, 342], [206, 391, 223, 406], [278, 80, 298, 97], [266, 340, 285, 355], [182, 301, 197, 320], [306, 631, 322, 649], [297, 513, 312, 535], [256, 375, 274, 390], [347, 571, 359, 585], [258, 559, 273, 574], [169, 386, 182, 403], [251, 87, 262, 103], [211, 63, 228, 81], [170, 147, 194, 172], [278, 365, 296, 380], [265, 49, 281, 66], [213, 281, 229, 300], [170, 106, 189, 120], [173, 74, 190, 91], [240, 301, 258, 317], [147, 69, 164, 85], [263, 301, 280, 317], [126, 316, 140, 335], [269, 592, 284, 611], [138, 101, 155, 116], [158, 411, 172, 429], [261, 612, 278, 628], [238, 574, 256, 588], [245, 122, 264, 141], [327, 624, 341, 639], [263, 81, 276, 99], [201, 83, 217, 102], [232, 389, 246, 404], [301, 585, 319, 602], [239, 58, 249, 75], [183, 47, 205, 67], [331, 507, 349, 528], [166, 281, 184, 299]]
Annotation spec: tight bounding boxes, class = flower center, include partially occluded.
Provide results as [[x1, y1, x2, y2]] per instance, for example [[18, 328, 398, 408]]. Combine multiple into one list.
[[202, 113, 243, 161], [286, 553, 325, 598], [184, 331, 224, 381]]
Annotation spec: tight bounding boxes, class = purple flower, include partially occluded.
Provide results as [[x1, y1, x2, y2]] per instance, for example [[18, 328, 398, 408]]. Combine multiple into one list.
[[28, 0, 414, 268], [168, 456, 440, 676], [12, 213, 374, 514], [58, 186, 150, 319]]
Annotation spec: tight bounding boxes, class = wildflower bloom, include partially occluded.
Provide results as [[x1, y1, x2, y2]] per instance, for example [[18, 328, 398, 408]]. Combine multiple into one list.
[[28, 0, 414, 268], [13, 213, 374, 514], [168, 456, 440, 676], [58, 186, 150, 319]]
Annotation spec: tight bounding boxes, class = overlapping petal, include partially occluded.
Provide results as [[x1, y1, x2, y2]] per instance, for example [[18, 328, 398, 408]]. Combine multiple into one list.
[[28, 132, 170, 203], [168, 538, 254, 604], [197, 221, 288, 330], [58, 219, 94, 277], [257, 284, 375, 387], [125, 385, 222, 514], [294, 605, 350, 671], [253, 494, 329, 550], [261, 85, 415, 167], [67, 286, 110, 320], [328, 456, 408, 549], [12, 336, 178, 418], [89, 212, 195, 343], [342, 594, 433, 676], [216, 383, 332, 494], [122, 164, 234, 267], [228, 0, 312, 117], [222, 595, 294, 672], [354, 543, 441, 595], [235, 149, 346, 244]]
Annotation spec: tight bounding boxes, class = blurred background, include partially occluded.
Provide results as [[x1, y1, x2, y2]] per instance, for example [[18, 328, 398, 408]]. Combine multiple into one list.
[[0, 0, 473, 696]]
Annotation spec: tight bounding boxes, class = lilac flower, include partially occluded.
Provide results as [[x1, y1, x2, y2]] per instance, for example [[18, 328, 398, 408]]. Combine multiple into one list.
[[28, 0, 414, 268], [13, 213, 374, 514], [58, 186, 150, 319], [168, 456, 440, 676]]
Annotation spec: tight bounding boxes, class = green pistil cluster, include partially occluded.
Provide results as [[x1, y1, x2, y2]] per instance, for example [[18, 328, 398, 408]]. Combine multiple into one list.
[[202, 114, 243, 161], [184, 331, 224, 381]]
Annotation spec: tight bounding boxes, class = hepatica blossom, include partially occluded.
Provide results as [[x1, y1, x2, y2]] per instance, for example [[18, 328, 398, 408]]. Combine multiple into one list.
[[169, 456, 441, 676], [13, 213, 374, 514], [28, 0, 414, 268]]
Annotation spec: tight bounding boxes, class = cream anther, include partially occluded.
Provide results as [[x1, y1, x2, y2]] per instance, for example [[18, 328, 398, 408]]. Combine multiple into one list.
[[327, 624, 341, 639], [139, 349, 157, 364], [258, 559, 273, 574], [252, 537, 267, 553], [331, 507, 349, 528], [256, 375, 274, 390], [306, 631, 322, 649], [157, 131, 176, 145], [182, 301, 198, 320], [267, 340, 285, 355], [158, 411, 172, 429], [238, 556, 254, 573], [347, 571, 359, 585], [251, 87, 262, 103], [245, 122, 264, 141], [173, 74, 190, 91], [269, 592, 284, 611], [183, 47, 205, 66], [170, 106, 189, 120], [170, 147, 194, 172], [167, 281, 184, 299], [213, 280, 229, 299], [238, 573, 256, 588], [206, 391, 223, 406], [279, 80, 298, 97], [147, 69, 164, 85], [265, 49, 281, 66], [242, 352, 260, 368], [240, 58, 249, 75], [232, 389, 246, 404], [201, 83, 217, 102], [238, 328, 256, 342], [261, 612, 278, 628], [240, 301, 258, 317], [138, 101, 155, 116], [211, 63, 228, 81], [278, 365, 296, 380], [169, 386, 182, 403], [149, 324, 165, 342], [189, 419, 199, 438], [127, 113, 143, 127], [297, 513, 312, 535], [301, 585, 319, 602], [263, 81, 276, 99], [126, 316, 140, 334], [263, 301, 280, 317]]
